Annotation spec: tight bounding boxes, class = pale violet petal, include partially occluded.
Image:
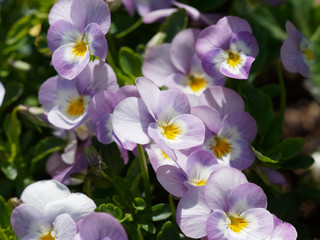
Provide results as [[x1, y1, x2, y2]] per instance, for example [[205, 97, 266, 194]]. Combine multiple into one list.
[[52, 43, 90, 80], [204, 167, 248, 212], [53, 214, 77, 240], [176, 187, 212, 239], [112, 97, 153, 145], [136, 77, 161, 119]]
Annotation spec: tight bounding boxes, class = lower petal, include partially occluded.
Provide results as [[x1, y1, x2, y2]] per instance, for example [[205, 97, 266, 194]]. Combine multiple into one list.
[[52, 43, 90, 80], [220, 54, 254, 79]]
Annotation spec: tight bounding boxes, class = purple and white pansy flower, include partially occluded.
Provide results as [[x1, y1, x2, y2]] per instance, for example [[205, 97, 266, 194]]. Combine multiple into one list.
[[39, 60, 118, 130], [281, 20, 313, 78], [47, 0, 111, 79], [112, 77, 205, 160], [192, 86, 257, 170], [196, 16, 259, 79], [156, 150, 220, 198], [176, 167, 274, 239], [10, 180, 96, 240], [143, 28, 225, 103]]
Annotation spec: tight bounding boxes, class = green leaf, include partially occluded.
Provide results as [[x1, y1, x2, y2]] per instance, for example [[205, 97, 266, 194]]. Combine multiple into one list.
[[270, 137, 305, 161], [280, 155, 314, 170], [113, 176, 133, 209], [0, 196, 10, 228], [115, 18, 142, 38], [239, 82, 275, 135], [261, 84, 281, 98], [1, 164, 18, 181], [95, 203, 123, 220], [126, 157, 141, 183], [6, 15, 33, 45], [243, 7, 287, 41], [119, 46, 142, 79], [188, 0, 227, 11], [253, 147, 279, 163], [140, 220, 156, 234], [1, 82, 23, 108], [159, 8, 187, 43], [142, 203, 172, 222], [268, 192, 300, 223], [157, 221, 180, 240], [30, 137, 65, 163], [133, 197, 146, 211]]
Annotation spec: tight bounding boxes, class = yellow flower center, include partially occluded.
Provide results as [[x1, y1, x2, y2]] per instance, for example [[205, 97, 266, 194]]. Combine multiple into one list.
[[301, 49, 313, 60], [212, 136, 232, 158], [227, 50, 241, 68], [66, 96, 86, 117], [159, 122, 182, 140], [190, 178, 207, 186], [73, 40, 87, 57], [187, 73, 207, 92], [227, 214, 248, 233], [161, 150, 171, 160], [40, 231, 55, 240]]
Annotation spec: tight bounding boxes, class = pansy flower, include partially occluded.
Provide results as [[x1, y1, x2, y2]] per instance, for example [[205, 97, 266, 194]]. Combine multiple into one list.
[[156, 150, 220, 198], [47, 0, 111, 79], [192, 86, 257, 170], [176, 167, 274, 239], [39, 60, 118, 130], [281, 20, 313, 78], [196, 16, 259, 79], [112, 77, 205, 160], [10, 180, 96, 240], [143, 28, 225, 103]]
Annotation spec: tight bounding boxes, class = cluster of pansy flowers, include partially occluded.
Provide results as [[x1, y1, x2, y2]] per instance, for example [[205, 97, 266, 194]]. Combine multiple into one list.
[[8, 0, 316, 239]]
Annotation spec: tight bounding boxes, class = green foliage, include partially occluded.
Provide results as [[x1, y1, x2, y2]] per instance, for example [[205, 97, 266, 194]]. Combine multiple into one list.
[[95, 203, 124, 220], [159, 8, 188, 43], [119, 46, 143, 80], [239, 82, 275, 135], [157, 221, 180, 240]]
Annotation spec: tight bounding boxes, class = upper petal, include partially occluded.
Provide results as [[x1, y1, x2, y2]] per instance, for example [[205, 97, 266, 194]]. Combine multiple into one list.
[[142, 44, 178, 87], [44, 192, 96, 223], [170, 28, 201, 74], [20, 180, 70, 209], [204, 167, 248, 212], [199, 86, 245, 118], [70, 0, 111, 34]]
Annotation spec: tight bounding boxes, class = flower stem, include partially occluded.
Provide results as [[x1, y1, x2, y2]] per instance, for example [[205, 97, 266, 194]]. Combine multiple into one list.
[[169, 194, 176, 223], [137, 144, 151, 204], [277, 61, 286, 129]]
